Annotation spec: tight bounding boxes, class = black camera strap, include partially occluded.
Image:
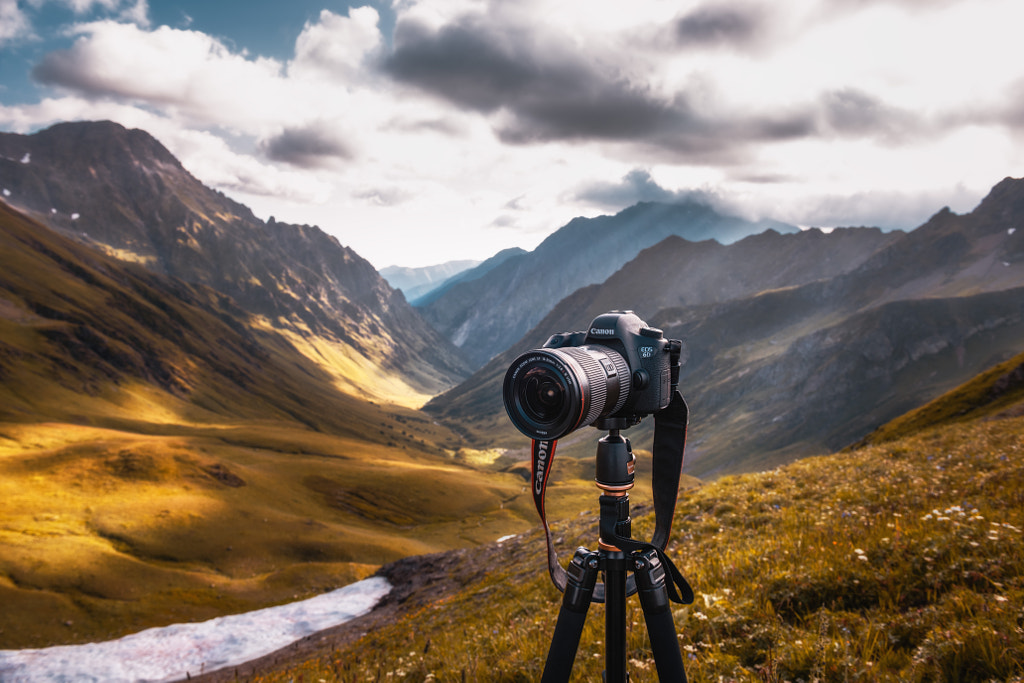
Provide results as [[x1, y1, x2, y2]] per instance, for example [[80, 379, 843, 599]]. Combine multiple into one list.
[[531, 390, 694, 604]]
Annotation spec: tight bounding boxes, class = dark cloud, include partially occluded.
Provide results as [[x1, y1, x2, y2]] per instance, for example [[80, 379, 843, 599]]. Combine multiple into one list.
[[820, 88, 919, 141], [674, 3, 766, 49], [33, 46, 129, 99], [573, 169, 721, 210], [380, 13, 815, 161], [261, 125, 352, 168], [382, 16, 545, 112]]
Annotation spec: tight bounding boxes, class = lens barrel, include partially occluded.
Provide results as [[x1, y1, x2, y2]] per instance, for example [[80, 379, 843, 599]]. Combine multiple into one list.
[[502, 346, 631, 440]]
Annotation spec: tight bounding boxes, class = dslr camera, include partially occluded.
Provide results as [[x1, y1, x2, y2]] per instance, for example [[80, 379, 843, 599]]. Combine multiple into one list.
[[503, 311, 680, 440]]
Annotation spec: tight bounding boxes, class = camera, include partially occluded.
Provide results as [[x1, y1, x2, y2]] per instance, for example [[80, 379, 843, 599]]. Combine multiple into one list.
[[502, 311, 680, 440]]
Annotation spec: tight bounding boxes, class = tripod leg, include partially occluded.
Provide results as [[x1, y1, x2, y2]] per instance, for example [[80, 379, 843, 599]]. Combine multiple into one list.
[[634, 549, 687, 682], [603, 549, 629, 683], [542, 548, 600, 683]]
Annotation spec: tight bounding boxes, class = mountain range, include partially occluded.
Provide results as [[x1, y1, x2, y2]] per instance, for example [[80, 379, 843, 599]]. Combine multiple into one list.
[[379, 259, 480, 302], [425, 179, 1024, 476], [418, 201, 799, 367]]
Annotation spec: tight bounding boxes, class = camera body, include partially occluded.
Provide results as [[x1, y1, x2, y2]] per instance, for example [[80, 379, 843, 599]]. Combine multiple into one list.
[[503, 311, 679, 440]]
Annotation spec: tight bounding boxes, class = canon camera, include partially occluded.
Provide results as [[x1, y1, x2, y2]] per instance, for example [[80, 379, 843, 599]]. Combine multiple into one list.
[[502, 311, 680, 440]]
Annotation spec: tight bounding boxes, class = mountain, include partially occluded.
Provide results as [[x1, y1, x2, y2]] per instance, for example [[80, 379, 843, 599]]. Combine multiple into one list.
[[0, 121, 470, 406], [425, 179, 1024, 476], [852, 347, 1024, 447], [411, 247, 526, 307], [0, 192, 544, 650], [379, 259, 480, 301], [418, 201, 800, 367]]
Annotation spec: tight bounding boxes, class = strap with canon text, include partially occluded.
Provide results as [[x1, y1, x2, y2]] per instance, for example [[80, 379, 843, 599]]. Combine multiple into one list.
[[531, 390, 694, 604]]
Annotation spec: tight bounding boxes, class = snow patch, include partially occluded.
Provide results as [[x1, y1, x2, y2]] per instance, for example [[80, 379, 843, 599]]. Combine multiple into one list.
[[2, 189, 9, 197], [1010, 228, 1017, 235], [20, 153, 30, 164], [71, 213, 80, 221], [0, 576, 391, 683]]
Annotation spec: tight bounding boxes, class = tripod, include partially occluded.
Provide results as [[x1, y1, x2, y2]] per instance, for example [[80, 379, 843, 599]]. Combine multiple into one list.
[[540, 426, 687, 682]]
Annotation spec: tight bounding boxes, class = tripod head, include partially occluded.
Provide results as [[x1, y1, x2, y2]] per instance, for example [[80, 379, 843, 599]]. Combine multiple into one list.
[[594, 428, 636, 494]]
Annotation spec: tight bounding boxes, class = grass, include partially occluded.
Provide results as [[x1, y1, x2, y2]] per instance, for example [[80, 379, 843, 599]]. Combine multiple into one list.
[[247, 403, 1024, 682], [0, 411, 615, 650]]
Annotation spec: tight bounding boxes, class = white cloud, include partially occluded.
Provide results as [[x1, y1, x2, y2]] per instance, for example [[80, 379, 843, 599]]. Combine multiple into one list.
[[4, 0, 1024, 267], [0, 0, 32, 46], [290, 7, 383, 83], [33, 22, 295, 131]]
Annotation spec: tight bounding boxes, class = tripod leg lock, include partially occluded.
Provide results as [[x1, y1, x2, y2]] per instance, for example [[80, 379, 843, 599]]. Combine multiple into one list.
[[563, 547, 600, 613], [634, 549, 671, 615]]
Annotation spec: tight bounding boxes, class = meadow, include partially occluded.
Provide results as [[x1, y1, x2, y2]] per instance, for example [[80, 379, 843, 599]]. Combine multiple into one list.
[[246, 404, 1024, 682]]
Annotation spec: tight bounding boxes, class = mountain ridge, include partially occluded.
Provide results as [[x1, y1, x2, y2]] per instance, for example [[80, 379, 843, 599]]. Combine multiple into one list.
[[0, 120, 470, 405], [419, 200, 802, 367]]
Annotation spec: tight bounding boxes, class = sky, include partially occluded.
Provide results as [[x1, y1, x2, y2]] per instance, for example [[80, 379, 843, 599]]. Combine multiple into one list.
[[2, 0, 1024, 269]]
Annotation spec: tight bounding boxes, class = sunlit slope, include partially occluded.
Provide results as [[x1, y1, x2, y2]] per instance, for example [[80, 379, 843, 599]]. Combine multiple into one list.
[[0, 202, 536, 649]]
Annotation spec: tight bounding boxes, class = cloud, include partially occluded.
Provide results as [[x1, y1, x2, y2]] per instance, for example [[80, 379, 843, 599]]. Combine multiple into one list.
[[31, 21, 291, 128], [574, 169, 685, 208], [380, 10, 818, 161], [261, 122, 353, 169], [792, 185, 983, 230], [289, 7, 383, 83], [1, 0, 33, 46], [673, 2, 768, 49], [819, 88, 921, 142]]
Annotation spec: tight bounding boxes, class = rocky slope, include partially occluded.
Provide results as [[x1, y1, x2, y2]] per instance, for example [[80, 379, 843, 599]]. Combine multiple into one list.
[[0, 121, 470, 403]]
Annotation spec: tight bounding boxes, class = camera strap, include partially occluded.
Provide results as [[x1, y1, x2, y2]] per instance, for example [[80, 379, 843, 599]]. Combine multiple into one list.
[[531, 389, 694, 604]]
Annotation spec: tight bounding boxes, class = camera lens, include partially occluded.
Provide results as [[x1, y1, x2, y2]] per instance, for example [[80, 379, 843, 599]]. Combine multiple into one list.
[[502, 346, 631, 440]]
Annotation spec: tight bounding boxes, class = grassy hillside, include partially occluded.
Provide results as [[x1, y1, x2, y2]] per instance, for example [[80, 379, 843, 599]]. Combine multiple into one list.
[[247, 393, 1024, 682]]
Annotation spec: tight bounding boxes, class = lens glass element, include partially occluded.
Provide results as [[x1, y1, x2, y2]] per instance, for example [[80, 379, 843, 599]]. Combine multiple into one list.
[[521, 367, 567, 422]]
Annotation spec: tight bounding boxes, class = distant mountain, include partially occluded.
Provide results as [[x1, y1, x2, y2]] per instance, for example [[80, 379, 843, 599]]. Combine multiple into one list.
[[0, 121, 470, 404], [425, 179, 1024, 476], [419, 201, 799, 367], [380, 259, 480, 301], [411, 247, 526, 307]]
